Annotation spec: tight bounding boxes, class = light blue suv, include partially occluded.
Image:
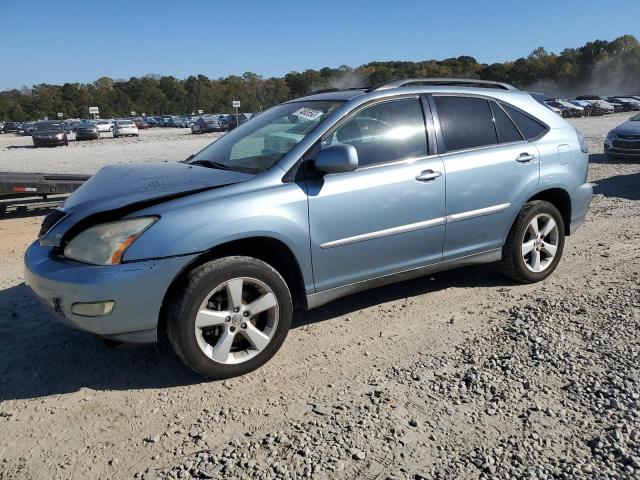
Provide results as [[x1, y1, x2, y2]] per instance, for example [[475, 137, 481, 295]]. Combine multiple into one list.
[[24, 78, 593, 378]]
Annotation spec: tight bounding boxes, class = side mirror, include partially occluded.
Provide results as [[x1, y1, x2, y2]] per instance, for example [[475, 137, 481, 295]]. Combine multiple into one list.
[[314, 144, 358, 174]]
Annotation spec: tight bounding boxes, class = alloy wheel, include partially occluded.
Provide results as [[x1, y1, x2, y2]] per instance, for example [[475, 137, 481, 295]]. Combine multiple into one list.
[[194, 277, 279, 364], [521, 214, 559, 273]]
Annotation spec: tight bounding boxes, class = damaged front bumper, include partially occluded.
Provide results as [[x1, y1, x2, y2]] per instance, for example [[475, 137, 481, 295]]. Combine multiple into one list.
[[24, 241, 197, 343]]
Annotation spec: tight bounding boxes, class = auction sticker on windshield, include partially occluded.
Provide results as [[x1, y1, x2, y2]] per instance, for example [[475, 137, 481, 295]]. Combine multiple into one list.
[[292, 107, 324, 121]]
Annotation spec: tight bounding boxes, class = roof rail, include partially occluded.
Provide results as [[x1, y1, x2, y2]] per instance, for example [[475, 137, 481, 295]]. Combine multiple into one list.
[[368, 78, 519, 92]]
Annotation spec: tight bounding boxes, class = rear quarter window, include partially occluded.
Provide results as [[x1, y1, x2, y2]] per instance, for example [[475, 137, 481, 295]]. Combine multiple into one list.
[[502, 104, 547, 140], [490, 101, 523, 143]]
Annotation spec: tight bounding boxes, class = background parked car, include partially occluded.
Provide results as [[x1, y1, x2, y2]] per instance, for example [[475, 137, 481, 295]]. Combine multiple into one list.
[[228, 113, 251, 130], [145, 117, 158, 127], [179, 116, 197, 128], [2, 122, 18, 133], [191, 116, 224, 133], [22, 121, 36, 136], [545, 101, 580, 118], [608, 97, 640, 111], [75, 121, 100, 141], [112, 119, 139, 137], [604, 113, 640, 159], [31, 121, 68, 147], [96, 120, 113, 132], [605, 97, 632, 112], [576, 96, 620, 113], [134, 118, 149, 129], [569, 99, 602, 116]]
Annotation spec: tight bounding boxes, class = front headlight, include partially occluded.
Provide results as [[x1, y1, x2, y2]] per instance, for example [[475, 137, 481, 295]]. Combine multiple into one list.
[[64, 217, 157, 265], [605, 131, 617, 141]]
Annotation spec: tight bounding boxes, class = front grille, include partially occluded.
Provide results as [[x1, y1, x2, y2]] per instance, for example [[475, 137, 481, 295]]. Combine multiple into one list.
[[612, 140, 640, 150], [39, 209, 67, 238], [618, 134, 640, 140]]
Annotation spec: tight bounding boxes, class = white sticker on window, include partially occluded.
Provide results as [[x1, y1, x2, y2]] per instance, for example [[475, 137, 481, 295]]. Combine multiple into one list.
[[292, 107, 324, 121]]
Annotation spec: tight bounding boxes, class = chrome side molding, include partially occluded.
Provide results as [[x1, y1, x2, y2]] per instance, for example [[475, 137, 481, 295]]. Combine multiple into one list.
[[446, 203, 511, 223], [320, 216, 446, 249]]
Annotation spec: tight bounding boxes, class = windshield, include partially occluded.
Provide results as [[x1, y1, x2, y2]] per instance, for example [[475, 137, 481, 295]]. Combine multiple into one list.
[[631, 114, 640, 121], [191, 101, 342, 173], [34, 122, 62, 131], [118, 120, 134, 125]]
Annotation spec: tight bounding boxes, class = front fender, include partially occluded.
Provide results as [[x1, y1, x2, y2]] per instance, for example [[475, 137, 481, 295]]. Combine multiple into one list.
[[122, 181, 313, 290]]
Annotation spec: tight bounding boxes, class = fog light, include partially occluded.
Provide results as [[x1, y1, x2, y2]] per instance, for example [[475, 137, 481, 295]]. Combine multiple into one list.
[[71, 301, 115, 317]]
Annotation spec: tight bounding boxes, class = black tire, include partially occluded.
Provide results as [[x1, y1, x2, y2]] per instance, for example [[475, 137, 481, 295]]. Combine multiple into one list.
[[167, 256, 292, 379], [501, 200, 565, 284]]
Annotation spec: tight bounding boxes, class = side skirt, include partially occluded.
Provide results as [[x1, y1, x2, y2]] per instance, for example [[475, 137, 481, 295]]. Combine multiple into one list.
[[306, 248, 502, 310]]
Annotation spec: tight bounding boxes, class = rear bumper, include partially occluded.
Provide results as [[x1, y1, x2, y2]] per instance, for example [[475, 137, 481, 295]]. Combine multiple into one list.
[[569, 182, 593, 234], [24, 241, 197, 342], [76, 132, 99, 139], [33, 137, 66, 146]]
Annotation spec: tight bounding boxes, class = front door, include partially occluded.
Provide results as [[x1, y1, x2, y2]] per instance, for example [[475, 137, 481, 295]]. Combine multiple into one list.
[[305, 96, 446, 292]]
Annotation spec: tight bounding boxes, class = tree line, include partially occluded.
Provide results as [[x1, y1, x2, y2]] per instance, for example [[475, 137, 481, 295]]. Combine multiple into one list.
[[1, 35, 638, 121]]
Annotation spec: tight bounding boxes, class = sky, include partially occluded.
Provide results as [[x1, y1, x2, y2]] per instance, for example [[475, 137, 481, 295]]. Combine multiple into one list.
[[1, 0, 639, 90]]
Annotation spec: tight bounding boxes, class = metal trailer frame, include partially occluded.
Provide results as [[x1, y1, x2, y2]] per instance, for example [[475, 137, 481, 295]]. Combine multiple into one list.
[[0, 172, 90, 199]]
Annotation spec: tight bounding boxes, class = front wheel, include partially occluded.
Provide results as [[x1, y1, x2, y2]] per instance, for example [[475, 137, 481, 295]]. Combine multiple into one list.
[[167, 256, 292, 379], [501, 201, 565, 283]]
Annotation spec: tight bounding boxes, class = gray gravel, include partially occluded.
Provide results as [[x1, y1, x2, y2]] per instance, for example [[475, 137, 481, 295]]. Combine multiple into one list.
[[140, 286, 639, 480], [0, 112, 638, 480]]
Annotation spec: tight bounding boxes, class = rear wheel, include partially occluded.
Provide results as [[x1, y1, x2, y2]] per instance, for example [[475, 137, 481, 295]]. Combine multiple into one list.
[[167, 256, 292, 379], [501, 201, 565, 283]]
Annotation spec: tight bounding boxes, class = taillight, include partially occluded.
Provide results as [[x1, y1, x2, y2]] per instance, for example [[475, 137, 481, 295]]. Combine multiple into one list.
[[575, 128, 588, 154]]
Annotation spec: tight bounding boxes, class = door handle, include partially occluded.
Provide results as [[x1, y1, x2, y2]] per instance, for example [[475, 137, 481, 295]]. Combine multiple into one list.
[[415, 170, 443, 182], [516, 153, 535, 163]]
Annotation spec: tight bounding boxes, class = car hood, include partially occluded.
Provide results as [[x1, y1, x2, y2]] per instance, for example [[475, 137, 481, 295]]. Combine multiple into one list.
[[613, 121, 640, 136], [40, 162, 254, 247]]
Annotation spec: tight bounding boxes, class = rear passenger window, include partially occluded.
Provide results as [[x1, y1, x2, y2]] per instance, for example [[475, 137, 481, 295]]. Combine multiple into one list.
[[434, 96, 497, 152], [502, 105, 547, 139], [322, 98, 428, 167], [491, 101, 523, 143]]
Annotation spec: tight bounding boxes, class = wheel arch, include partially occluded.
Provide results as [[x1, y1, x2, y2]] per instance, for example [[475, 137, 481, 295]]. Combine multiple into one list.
[[525, 188, 572, 235], [158, 236, 308, 343]]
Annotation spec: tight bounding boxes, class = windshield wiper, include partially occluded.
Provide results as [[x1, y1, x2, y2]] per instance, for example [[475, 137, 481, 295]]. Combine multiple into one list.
[[191, 159, 234, 171]]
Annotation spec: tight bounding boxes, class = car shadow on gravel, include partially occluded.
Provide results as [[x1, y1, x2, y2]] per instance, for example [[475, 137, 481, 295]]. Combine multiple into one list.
[[5, 145, 34, 149], [593, 171, 640, 201], [0, 283, 202, 400], [0, 264, 511, 400], [294, 263, 512, 328]]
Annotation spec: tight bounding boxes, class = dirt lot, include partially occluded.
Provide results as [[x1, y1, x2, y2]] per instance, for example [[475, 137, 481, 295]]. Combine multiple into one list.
[[0, 114, 638, 480], [0, 127, 222, 174]]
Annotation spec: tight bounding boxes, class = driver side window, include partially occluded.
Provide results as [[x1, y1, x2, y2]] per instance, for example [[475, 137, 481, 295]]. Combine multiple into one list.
[[321, 98, 428, 167]]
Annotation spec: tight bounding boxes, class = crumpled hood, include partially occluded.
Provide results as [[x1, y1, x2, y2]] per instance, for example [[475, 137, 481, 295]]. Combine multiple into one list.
[[614, 120, 640, 136], [40, 162, 254, 246]]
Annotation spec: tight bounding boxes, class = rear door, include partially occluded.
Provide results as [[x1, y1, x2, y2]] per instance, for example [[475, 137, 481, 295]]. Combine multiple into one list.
[[430, 95, 542, 260], [306, 96, 446, 292]]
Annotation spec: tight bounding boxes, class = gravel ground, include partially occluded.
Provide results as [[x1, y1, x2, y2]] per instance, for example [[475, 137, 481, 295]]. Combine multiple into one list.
[[0, 127, 223, 174], [0, 112, 638, 480]]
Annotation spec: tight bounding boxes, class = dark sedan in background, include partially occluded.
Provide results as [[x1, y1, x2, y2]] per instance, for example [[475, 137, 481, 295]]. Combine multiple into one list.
[[134, 118, 149, 129], [190, 116, 223, 133], [32, 121, 68, 147], [3, 122, 19, 133], [75, 122, 100, 141], [604, 113, 640, 158]]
